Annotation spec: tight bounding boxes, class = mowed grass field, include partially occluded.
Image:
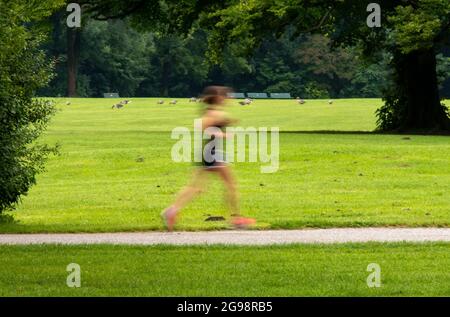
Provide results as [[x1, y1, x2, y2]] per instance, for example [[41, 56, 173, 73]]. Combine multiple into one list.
[[0, 243, 449, 296], [1, 98, 450, 232]]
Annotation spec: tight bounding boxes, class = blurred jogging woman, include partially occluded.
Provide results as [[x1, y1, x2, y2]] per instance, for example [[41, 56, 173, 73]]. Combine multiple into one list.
[[161, 86, 255, 231]]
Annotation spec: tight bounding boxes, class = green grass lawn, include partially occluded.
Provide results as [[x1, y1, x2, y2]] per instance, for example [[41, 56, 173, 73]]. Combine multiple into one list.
[[1, 98, 449, 232], [0, 243, 449, 296]]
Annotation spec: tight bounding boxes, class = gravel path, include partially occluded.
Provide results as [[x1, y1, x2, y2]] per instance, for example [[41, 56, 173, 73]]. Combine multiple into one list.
[[0, 228, 449, 245]]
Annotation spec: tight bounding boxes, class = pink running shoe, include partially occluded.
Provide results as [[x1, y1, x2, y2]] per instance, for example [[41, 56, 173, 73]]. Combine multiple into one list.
[[231, 216, 256, 229], [161, 206, 178, 232]]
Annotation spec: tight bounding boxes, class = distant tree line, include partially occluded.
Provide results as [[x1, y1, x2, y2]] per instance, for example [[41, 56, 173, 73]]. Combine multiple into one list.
[[39, 12, 449, 100]]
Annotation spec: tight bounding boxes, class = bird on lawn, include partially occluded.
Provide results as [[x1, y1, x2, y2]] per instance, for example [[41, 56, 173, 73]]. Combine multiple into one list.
[[112, 103, 124, 109], [238, 98, 252, 106]]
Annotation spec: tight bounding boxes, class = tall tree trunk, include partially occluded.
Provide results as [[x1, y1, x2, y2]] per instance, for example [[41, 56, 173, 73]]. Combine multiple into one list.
[[398, 49, 450, 131], [67, 28, 80, 97]]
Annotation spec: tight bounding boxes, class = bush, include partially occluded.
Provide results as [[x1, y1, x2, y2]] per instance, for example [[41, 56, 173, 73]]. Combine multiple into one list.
[[0, 1, 61, 213]]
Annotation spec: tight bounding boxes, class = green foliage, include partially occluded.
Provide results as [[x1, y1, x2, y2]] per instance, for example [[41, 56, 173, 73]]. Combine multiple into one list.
[[376, 95, 405, 131], [387, 0, 450, 54], [81, 19, 153, 97], [220, 33, 389, 98], [437, 52, 450, 97], [138, 31, 209, 97], [41, 18, 211, 97], [40, 18, 154, 97], [347, 60, 390, 98], [436, 53, 450, 87], [0, 0, 62, 213]]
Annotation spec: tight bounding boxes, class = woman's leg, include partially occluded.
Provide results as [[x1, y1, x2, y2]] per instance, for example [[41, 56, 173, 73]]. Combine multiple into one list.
[[172, 168, 208, 210], [214, 165, 239, 216], [162, 168, 208, 231], [214, 165, 256, 228]]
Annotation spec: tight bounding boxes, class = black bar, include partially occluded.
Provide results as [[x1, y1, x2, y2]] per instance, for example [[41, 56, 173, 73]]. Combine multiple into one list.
[[1, 297, 448, 314]]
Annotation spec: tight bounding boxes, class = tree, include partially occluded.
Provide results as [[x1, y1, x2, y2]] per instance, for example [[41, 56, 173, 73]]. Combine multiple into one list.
[[205, 32, 382, 99], [67, 26, 81, 97], [41, 17, 154, 97], [0, 0, 63, 213], [79, 19, 154, 97], [138, 31, 209, 97], [41, 18, 209, 98], [294, 34, 359, 98], [46, 6, 83, 98], [373, 1, 450, 131]]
